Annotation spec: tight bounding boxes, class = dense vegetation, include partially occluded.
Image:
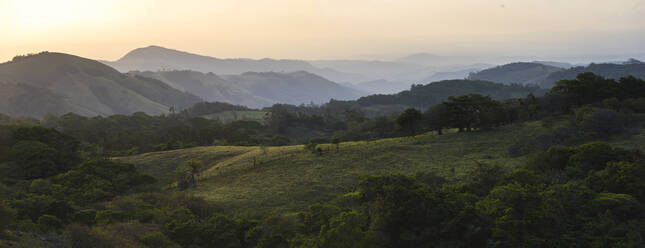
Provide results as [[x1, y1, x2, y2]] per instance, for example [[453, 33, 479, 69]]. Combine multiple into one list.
[[467, 62, 563, 85], [1, 72, 645, 247], [543, 59, 645, 87]]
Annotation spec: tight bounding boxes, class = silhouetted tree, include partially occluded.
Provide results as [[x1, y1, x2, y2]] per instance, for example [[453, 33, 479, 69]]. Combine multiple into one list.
[[396, 108, 422, 135]]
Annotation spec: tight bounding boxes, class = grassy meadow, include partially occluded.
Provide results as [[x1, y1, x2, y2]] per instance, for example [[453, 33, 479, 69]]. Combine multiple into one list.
[[118, 117, 645, 216], [118, 120, 560, 214]]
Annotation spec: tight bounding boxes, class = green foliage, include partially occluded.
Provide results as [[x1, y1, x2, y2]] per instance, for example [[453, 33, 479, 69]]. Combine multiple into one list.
[[52, 159, 155, 205], [0, 200, 16, 232], [395, 108, 422, 135], [588, 161, 645, 201], [355, 79, 544, 109], [175, 160, 202, 190], [37, 214, 62, 230], [425, 93, 517, 134], [73, 209, 98, 226]]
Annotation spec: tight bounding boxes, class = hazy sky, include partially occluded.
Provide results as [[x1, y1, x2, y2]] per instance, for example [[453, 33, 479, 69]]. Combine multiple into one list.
[[1, 0, 645, 62]]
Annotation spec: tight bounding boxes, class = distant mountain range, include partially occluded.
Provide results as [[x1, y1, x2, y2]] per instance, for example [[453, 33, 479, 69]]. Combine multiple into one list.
[[103, 46, 490, 94], [4, 47, 643, 118], [467, 59, 645, 88], [102, 46, 365, 84], [0, 52, 202, 118], [131, 70, 363, 108], [468, 62, 564, 85], [0, 51, 364, 117]]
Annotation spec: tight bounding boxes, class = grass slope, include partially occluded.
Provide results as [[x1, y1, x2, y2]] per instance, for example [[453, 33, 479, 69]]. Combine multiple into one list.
[[119, 120, 559, 214], [119, 120, 645, 215]]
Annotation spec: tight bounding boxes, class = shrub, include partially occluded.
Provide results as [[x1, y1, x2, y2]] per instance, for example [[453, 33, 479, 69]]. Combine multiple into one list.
[[73, 209, 97, 226], [37, 214, 63, 230], [0, 201, 16, 232], [581, 109, 626, 138], [309, 137, 330, 144]]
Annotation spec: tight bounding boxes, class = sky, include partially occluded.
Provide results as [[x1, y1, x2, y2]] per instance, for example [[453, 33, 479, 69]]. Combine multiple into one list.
[[1, 0, 645, 62]]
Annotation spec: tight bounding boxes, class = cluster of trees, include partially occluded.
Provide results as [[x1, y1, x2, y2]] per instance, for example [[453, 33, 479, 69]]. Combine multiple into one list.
[[183, 101, 250, 116], [353, 79, 544, 109], [41, 112, 284, 156], [286, 142, 645, 247], [0, 126, 156, 245]]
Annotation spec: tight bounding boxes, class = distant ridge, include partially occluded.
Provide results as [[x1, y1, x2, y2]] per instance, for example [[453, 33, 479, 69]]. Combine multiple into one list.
[[131, 70, 364, 108], [467, 62, 564, 86], [541, 61, 645, 87], [0, 52, 202, 117], [103, 45, 362, 83]]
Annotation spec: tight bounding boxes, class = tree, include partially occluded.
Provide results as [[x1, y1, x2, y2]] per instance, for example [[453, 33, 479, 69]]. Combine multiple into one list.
[[0, 200, 16, 232], [551, 73, 620, 108], [7, 141, 59, 179], [443, 94, 502, 132], [423, 103, 448, 135], [396, 108, 422, 135], [176, 160, 202, 189]]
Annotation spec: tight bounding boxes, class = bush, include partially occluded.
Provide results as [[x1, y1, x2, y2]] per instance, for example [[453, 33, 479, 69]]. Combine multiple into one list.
[[581, 109, 626, 138], [309, 137, 330, 144], [74, 209, 98, 226], [37, 214, 63, 230], [508, 138, 538, 157], [139, 231, 180, 248], [96, 210, 125, 226], [64, 224, 114, 248], [0, 201, 16, 232]]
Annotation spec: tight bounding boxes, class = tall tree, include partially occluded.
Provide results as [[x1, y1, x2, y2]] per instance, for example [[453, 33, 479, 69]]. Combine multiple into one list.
[[396, 108, 423, 135]]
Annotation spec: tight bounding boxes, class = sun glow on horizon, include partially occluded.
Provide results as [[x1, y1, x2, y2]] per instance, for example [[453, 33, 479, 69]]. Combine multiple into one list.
[[1, 0, 645, 62]]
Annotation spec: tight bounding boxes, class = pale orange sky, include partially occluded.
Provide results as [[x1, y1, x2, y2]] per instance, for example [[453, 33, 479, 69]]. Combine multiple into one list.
[[1, 0, 644, 62]]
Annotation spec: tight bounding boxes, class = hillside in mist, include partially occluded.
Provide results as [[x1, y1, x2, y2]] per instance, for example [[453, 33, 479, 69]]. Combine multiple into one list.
[[103, 46, 490, 94], [103, 46, 364, 84], [0, 52, 202, 117], [467, 62, 564, 85], [132, 70, 363, 108], [542, 59, 645, 87]]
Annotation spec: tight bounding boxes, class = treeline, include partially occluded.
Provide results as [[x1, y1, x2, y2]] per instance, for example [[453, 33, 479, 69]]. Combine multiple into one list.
[[39, 112, 287, 156], [183, 101, 251, 116], [352, 79, 544, 109]]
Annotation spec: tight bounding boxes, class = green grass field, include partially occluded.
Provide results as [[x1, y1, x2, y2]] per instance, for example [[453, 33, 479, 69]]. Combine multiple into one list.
[[117, 118, 645, 216], [118, 120, 560, 214]]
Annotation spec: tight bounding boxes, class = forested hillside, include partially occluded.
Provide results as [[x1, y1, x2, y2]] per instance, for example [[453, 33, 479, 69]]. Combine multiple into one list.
[[542, 59, 645, 87], [467, 62, 563, 85]]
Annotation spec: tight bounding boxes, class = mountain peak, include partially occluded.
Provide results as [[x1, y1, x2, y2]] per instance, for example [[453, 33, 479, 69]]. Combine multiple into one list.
[[623, 58, 644, 65], [119, 45, 205, 61]]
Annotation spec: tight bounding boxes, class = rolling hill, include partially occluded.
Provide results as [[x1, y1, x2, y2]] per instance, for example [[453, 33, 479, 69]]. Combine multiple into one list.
[[118, 118, 645, 215], [352, 79, 546, 111], [467, 62, 564, 85], [103, 45, 363, 84], [0, 52, 202, 117], [541, 59, 645, 87], [131, 70, 364, 108], [104, 46, 495, 94], [117, 121, 551, 213]]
